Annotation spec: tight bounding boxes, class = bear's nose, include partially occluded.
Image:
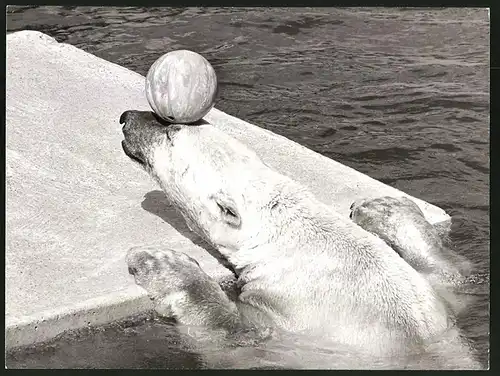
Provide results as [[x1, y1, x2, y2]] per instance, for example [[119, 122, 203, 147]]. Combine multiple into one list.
[[120, 110, 133, 125], [121, 111, 136, 138]]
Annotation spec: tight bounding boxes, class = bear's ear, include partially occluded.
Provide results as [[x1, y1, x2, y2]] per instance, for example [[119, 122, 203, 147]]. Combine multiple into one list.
[[211, 192, 241, 228]]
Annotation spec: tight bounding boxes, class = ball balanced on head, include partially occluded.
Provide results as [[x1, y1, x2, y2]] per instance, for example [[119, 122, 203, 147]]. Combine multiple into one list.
[[145, 50, 218, 124]]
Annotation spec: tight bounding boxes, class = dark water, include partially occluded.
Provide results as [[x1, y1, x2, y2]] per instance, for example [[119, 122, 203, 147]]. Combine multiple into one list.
[[6, 6, 490, 369]]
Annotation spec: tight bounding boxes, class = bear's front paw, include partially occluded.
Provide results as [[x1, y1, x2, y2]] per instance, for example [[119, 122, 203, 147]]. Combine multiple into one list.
[[349, 196, 447, 273], [127, 246, 208, 316], [349, 196, 427, 238]]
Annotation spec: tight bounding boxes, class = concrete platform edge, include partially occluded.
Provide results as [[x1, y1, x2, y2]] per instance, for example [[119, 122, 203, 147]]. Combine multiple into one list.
[[5, 287, 153, 350]]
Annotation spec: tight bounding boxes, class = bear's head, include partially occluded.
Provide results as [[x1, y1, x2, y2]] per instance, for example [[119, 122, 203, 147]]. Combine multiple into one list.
[[120, 110, 304, 263]]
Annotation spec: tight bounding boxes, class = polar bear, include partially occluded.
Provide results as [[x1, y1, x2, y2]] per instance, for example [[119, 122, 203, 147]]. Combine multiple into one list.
[[120, 110, 480, 369]]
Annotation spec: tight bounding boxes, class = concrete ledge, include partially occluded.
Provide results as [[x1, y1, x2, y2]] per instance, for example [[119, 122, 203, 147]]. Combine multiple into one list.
[[6, 30, 450, 349], [6, 286, 153, 349]]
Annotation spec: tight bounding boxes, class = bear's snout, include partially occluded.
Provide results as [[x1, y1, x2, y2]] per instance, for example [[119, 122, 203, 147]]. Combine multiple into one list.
[[120, 110, 161, 137], [120, 110, 140, 140], [119, 110, 134, 125], [120, 110, 167, 166]]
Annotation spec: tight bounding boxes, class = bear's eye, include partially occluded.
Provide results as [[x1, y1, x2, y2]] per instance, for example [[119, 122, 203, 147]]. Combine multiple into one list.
[[217, 203, 237, 218], [211, 194, 242, 227]]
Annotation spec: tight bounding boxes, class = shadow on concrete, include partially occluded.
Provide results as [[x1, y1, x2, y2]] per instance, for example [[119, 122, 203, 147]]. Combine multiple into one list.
[[140, 190, 237, 275]]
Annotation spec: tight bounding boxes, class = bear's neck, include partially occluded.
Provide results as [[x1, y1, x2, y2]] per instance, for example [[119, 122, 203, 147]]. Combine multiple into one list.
[[227, 197, 338, 274]]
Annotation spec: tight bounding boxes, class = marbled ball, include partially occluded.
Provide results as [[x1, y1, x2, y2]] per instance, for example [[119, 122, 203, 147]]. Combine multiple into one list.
[[145, 50, 218, 124]]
